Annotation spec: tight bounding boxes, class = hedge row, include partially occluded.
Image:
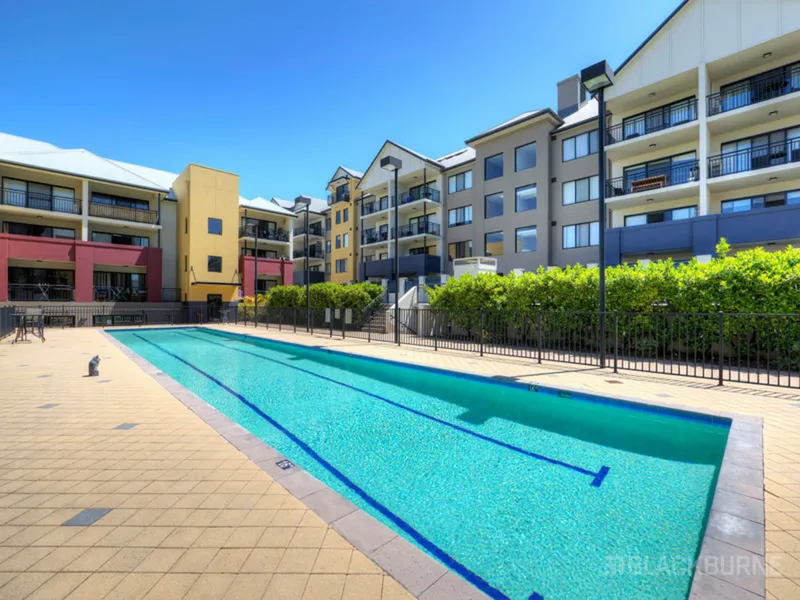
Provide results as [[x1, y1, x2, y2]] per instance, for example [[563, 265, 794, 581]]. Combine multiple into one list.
[[426, 240, 800, 314], [242, 282, 384, 312]]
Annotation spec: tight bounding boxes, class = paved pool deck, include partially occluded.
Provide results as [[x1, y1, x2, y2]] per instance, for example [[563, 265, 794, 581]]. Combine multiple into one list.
[[0, 324, 799, 599]]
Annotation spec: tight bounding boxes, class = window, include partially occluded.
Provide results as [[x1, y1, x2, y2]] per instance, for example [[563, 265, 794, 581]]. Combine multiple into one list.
[[326, 240, 331, 252], [91, 232, 149, 247], [325, 217, 331, 230], [485, 231, 504, 256], [336, 259, 348, 273], [485, 192, 503, 219], [515, 226, 537, 253], [563, 176, 600, 205], [343, 233, 349, 248], [718, 125, 800, 176], [485, 154, 503, 180], [624, 206, 698, 227], [409, 246, 436, 256], [208, 256, 222, 272], [326, 263, 331, 275], [562, 222, 600, 249], [336, 183, 350, 202], [721, 189, 800, 213], [623, 152, 698, 189], [515, 185, 537, 212], [1, 178, 76, 213], [448, 171, 473, 193], [4, 222, 75, 239], [343, 208, 349, 222], [448, 206, 472, 227], [515, 142, 536, 172], [620, 97, 697, 140], [208, 218, 222, 235], [91, 193, 149, 211], [448, 241, 473, 260], [335, 235, 341, 249], [562, 130, 599, 162]]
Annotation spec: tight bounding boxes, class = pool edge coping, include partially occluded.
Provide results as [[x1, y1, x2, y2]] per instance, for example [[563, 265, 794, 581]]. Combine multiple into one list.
[[102, 327, 767, 600]]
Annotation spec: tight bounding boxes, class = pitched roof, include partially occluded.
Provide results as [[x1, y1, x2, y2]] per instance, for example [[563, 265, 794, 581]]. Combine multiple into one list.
[[436, 147, 476, 170], [239, 196, 298, 217], [341, 166, 363, 179], [464, 109, 561, 145], [293, 195, 328, 214], [554, 98, 599, 132], [615, 0, 692, 75]]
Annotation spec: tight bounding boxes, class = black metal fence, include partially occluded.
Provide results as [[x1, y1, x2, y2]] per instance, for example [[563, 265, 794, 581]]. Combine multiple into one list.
[[11, 305, 193, 328], [0, 306, 14, 339], [232, 308, 800, 389]]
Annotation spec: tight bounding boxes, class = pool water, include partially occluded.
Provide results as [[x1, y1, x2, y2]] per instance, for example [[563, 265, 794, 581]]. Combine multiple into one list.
[[111, 327, 729, 600]]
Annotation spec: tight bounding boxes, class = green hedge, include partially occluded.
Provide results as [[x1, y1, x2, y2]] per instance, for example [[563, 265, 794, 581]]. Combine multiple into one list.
[[246, 282, 384, 312], [426, 240, 800, 314]]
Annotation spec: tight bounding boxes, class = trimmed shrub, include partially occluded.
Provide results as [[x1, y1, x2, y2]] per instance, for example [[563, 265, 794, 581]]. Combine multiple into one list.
[[260, 282, 384, 311]]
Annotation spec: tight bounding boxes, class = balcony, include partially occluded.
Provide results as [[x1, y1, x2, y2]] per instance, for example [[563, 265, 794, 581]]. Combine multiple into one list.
[[362, 229, 389, 245], [397, 221, 441, 238], [362, 197, 390, 216], [708, 62, 800, 117], [605, 204, 800, 265], [393, 188, 441, 207], [293, 271, 325, 285], [708, 138, 800, 191], [606, 161, 700, 205], [8, 283, 74, 302], [606, 99, 698, 145], [359, 254, 441, 280], [293, 246, 325, 260], [327, 192, 350, 206], [93, 286, 147, 302], [89, 202, 158, 225], [1, 188, 81, 215], [294, 223, 324, 237], [238, 225, 290, 242]]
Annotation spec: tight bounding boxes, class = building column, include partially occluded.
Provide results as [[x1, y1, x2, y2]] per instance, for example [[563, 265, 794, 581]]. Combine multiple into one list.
[[146, 248, 162, 303], [698, 64, 710, 216], [288, 218, 294, 261], [388, 180, 395, 259], [241, 256, 254, 297], [74, 244, 94, 302], [81, 179, 90, 240], [0, 240, 8, 303]]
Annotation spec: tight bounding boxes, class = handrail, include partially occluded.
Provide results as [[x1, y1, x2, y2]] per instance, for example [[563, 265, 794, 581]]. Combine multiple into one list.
[[89, 202, 158, 224], [606, 160, 699, 197], [708, 138, 800, 177], [708, 62, 800, 116], [2, 189, 81, 215], [606, 99, 697, 145]]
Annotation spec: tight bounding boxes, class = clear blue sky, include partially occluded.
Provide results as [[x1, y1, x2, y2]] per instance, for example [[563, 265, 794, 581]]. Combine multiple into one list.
[[1, 0, 679, 200]]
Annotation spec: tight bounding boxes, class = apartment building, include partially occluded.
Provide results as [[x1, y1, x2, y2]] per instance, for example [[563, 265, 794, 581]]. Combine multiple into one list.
[[286, 195, 327, 285], [0, 131, 296, 315], [603, 0, 800, 265], [326, 167, 361, 283]]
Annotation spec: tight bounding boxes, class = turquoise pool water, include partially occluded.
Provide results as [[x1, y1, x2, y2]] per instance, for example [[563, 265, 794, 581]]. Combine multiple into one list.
[[110, 327, 729, 600]]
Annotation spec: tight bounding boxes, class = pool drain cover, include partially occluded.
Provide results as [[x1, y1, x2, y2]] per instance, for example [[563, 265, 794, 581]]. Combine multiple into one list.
[[276, 459, 294, 470]]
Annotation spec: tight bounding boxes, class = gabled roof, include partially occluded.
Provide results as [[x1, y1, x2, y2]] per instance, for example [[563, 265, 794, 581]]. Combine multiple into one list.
[[293, 195, 328, 214], [0, 132, 173, 192], [437, 147, 476, 170], [239, 196, 298, 217], [614, 0, 692, 75], [341, 166, 363, 179], [327, 165, 363, 187], [356, 140, 444, 189], [554, 98, 599, 133], [464, 108, 561, 145]]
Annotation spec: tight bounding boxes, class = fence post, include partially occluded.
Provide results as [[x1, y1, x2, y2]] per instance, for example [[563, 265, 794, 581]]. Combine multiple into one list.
[[279, 308, 282, 331], [265, 305, 270, 330], [433, 310, 438, 351], [368, 310, 371, 343], [329, 307, 333, 338], [613, 311, 619, 373], [342, 309, 346, 339], [537, 312, 543, 364], [480, 309, 485, 357], [718, 311, 724, 386], [294, 307, 297, 333], [310, 309, 314, 335]]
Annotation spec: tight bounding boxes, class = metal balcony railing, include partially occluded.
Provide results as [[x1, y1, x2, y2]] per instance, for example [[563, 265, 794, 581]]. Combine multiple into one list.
[[92, 287, 147, 302], [295, 224, 324, 237], [238, 225, 290, 242], [89, 202, 159, 224], [8, 283, 74, 302], [708, 62, 800, 116], [708, 138, 800, 178], [2, 188, 81, 215], [605, 99, 698, 145], [362, 229, 389, 245], [293, 246, 325, 259], [362, 197, 390, 216], [327, 192, 350, 205], [397, 221, 441, 237], [606, 161, 700, 197], [393, 188, 441, 206]]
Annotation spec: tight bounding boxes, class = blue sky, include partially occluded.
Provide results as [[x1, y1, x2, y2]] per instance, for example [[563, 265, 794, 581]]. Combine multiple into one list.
[[1, 0, 679, 200]]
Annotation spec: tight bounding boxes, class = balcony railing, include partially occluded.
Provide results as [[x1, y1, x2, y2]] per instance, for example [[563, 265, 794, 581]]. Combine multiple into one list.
[[362, 229, 389, 245], [2, 188, 81, 215], [93, 287, 147, 302], [708, 62, 800, 116], [607, 160, 700, 197], [8, 283, 74, 302], [327, 192, 350, 206], [293, 246, 325, 259], [393, 188, 441, 206], [397, 221, 441, 238], [89, 202, 159, 224], [606, 99, 698, 145], [362, 197, 390, 216], [295, 224, 324, 237], [162, 288, 182, 302], [239, 225, 290, 242], [708, 138, 800, 178]]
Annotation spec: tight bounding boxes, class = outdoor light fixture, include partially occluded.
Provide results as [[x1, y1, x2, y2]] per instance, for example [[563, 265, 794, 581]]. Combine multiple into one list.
[[381, 155, 403, 345], [763, 52, 772, 59], [649, 144, 657, 148], [769, 177, 778, 182], [769, 110, 779, 117], [580, 59, 614, 369], [648, 92, 656, 97], [295, 197, 312, 331]]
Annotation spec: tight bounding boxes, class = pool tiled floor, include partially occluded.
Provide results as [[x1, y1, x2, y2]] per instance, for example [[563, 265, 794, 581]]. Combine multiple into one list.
[[1, 325, 799, 598]]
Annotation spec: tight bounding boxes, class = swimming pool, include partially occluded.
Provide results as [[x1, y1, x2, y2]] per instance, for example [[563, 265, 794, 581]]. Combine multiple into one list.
[[110, 327, 730, 600]]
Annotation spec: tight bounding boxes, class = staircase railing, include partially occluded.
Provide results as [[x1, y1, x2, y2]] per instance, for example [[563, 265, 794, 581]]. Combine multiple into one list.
[[360, 288, 388, 330]]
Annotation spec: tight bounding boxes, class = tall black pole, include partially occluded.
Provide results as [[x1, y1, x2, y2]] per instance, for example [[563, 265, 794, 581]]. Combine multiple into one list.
[[305, 206, 310, 331], [394, 169, 400, 345], [598, 86, 607, 368], [253, 211, 259, 324]]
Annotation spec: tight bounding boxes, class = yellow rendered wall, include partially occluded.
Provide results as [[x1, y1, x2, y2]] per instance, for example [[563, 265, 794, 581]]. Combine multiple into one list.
[[328, 176, 359, 283]]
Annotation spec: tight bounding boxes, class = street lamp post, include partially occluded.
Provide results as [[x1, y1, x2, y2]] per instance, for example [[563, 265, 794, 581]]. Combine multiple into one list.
[[580, 59, 614, 368], [380, 156, 402, 345], [295, 197, 311, 331]]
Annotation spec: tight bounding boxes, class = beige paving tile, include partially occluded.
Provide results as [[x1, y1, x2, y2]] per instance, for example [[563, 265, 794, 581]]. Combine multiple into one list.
[[28, 546, 88, 572], [183, 573, 236, 599], [98, 572, 164, 600], [276, 548, 320, 574], [266, 573, 311, 600], [96, 547, 153, 573], [63, 572, 127, 600], [313, 549, 353, 574], [302, 574, 346, 600], [134, 547, 185, 573], [26, 572, 90, 600], [170, 548, 219, 573], [0, 546, 54, 571], [342, 574, 383, 600], [0, 572, 55, 600], [206, 548, 251, 573], [142, 573, 198, 599], [241, 548, 285, 573], [62, 546, 119, 572], [222, 573, 272, 599]]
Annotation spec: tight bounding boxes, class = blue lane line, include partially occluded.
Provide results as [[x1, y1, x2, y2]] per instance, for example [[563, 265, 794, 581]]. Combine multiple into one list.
[[176, 330, 610, 488], [131, 333, 530, 600]]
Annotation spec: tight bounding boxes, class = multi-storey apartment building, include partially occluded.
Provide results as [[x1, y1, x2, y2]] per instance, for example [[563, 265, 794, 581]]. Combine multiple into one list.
[[603, 0, 800, 265], [286, 195, 327, 285], [326, 167, 361, 283], [0, 131, 296, 315]]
